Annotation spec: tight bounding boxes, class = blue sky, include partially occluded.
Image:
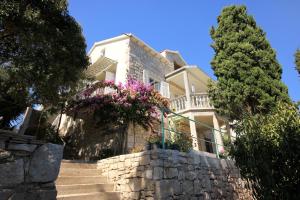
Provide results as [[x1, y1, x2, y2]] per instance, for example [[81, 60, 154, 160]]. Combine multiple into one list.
[[69, 0, 300, 101]]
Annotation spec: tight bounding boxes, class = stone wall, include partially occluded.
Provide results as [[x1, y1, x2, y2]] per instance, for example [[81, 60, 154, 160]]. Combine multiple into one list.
[[0, 130, 63, 200], [128, 40, 173, 82], [97, 149, 253, 200]]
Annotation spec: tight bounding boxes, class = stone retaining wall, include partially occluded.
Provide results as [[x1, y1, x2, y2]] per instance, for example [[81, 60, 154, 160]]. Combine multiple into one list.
[[97, 149, 253, 200], [0, 130, 63, 200]]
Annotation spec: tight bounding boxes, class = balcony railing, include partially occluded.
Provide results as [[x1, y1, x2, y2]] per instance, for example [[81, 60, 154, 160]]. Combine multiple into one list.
[[170, 93, 213, 112]]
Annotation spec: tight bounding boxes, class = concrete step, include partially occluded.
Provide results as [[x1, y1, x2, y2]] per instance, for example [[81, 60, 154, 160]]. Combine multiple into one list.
[[56, 176, 108, 185], [59, 168, 102, 176], [56, 183, 114, 195], [60, 161, 98, 169], [57, 192, 121, 200]]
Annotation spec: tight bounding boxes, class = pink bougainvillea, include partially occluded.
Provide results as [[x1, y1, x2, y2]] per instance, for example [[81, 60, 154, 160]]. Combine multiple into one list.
[[65, 78, 169, 130]]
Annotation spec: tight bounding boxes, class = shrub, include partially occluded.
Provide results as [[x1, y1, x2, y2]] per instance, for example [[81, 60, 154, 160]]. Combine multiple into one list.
[[65, 79, 170, 153]]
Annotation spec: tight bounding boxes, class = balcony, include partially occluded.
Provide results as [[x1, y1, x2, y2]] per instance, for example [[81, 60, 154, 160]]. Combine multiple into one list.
[[170, 93, 213, 112]]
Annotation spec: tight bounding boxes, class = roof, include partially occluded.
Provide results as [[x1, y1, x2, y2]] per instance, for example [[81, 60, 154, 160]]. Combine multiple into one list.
[[88, 33, 172, 65]]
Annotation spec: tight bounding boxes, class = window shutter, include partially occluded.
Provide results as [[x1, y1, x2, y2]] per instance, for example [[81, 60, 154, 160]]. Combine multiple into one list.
[[143, 69, 149, 84], [160, 81, 170, 98]]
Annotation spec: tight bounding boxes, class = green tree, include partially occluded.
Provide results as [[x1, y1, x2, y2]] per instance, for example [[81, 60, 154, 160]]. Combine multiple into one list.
[[208, 5, 289, 121], [295, 49, 300, 75], [232, 102, 300, 199], [0, 0, 89, 127], [208, 5, 300, 199]]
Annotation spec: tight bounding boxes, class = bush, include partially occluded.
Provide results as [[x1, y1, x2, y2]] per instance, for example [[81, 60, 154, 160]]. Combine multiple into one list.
[[231, 102, 300, 199]]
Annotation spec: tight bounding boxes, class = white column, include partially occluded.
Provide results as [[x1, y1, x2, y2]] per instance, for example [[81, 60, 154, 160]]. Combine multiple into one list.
[[226, 121, 236, 141], [183, 71, 191, 109], [212, 113, 224, 153], [189, 114, 199, 151]]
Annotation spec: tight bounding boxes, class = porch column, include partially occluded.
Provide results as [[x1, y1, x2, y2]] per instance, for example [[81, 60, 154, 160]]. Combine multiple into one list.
[[226, 121, 236, 141], [212, 113, 224, 153], [189, 114, 199, 151], [183, 71, 191, 109]]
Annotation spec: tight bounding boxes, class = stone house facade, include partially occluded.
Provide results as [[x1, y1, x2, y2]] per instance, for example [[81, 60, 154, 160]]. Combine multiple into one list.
[[55, 33, 234, 159]]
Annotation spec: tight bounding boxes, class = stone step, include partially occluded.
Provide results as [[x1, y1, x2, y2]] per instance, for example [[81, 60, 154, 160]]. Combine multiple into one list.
[[60, 161, 98, 169], [56, 176, 108, 185], [57, 192, 121, 200], [59, 168, 102, 176], [56, 183, 114, 195]]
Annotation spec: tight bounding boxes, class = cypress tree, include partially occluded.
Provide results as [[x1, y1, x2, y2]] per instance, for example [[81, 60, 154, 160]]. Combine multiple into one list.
[[295, 49, 300, 75], [208, 5, 289, 121]]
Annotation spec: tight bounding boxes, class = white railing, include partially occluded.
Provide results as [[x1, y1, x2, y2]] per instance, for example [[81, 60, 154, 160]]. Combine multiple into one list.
[[170, 96, 187, 111], [190, 93, 213, 109], [170, 93, 213, 112]]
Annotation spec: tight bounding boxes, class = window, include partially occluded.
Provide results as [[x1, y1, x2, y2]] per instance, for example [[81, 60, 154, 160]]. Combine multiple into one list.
[[205, 137, 214, 153], [100, 48, 105, 57], [174, 62, 182, 70]]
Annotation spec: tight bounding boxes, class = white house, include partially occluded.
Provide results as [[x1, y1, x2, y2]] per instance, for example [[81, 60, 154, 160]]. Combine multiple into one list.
[[80, 33, 234, 155]]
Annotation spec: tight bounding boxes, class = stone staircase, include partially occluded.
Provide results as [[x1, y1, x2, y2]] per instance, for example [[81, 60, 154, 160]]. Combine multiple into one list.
[[56, 160, 120, 200]]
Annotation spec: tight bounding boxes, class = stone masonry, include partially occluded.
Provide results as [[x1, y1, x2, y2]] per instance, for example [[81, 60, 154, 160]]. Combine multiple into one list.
[[128, 39, 173, 82], [97, 149, 253, 200], [0, 131, 63, 200]]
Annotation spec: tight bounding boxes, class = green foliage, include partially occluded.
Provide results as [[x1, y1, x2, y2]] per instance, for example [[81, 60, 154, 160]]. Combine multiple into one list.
[[295, 49, 300, 75], [0, 0, 89, 127], [171, 132, 193, 152], [219, 133, 231, 158], [208, 5, 289, 121], [209, 5, 299, 199], [24, 110, 63, 144], [231, 102, 300, 199], [145, 132, 193, 153]]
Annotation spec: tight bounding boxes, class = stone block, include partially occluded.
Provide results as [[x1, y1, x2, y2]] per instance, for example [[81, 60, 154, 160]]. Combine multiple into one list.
[[0, 141, 5, 149], [0, 189, 14, 200], [8, 144, 37, 152], [155, 180, 180, 199], [145, 169, 153, 179], [150, 159, 163, 167], [153, 167, 163, 180], [164, 168, 178, 179], [128, 178, 142, 192], [28, 143, 63, 183], [194, 180, 201, 194], [124, 158, 132, 167], [186, 171, 197, 180], [0, 149, 12, 160], [178, 171, 185, 180], [139, 155, 150, 165], [25, 189, 57, 200], [0, 159, 24, 186], [182, 180, 193, 195], [121, 183, 132, 192]]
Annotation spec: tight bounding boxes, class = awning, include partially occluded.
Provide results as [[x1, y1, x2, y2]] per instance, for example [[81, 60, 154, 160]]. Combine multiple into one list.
[[85, 56, 117, 78]]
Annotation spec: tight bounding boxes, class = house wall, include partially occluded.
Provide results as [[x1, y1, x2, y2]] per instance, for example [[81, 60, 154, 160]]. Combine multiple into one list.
[[160, 51, 186, 68], [89, 38, 130, 84], [128, 40, 173, 82], [98, 149, 253, 200]]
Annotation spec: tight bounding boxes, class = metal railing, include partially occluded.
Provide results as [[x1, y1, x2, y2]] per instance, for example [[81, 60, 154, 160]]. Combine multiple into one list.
[[159, 107, 234, 159], [170, 93, 213, 112]]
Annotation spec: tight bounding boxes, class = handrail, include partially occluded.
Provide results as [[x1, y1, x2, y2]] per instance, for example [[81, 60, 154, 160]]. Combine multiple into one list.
[[159, 107, 236, 159]]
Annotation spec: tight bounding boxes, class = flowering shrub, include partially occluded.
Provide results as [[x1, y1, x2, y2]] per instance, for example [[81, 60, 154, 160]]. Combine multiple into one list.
[[65, 78, 169, 131], [145, 133, 162, 144]]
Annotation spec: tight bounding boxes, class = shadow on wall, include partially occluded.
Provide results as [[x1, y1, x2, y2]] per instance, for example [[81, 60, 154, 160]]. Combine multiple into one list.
[[62, 116, 127, 161]]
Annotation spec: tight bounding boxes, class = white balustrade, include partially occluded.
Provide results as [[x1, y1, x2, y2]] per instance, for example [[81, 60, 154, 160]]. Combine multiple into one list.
[[170, 96, 187, 111], [170, 93, 213, 112]]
